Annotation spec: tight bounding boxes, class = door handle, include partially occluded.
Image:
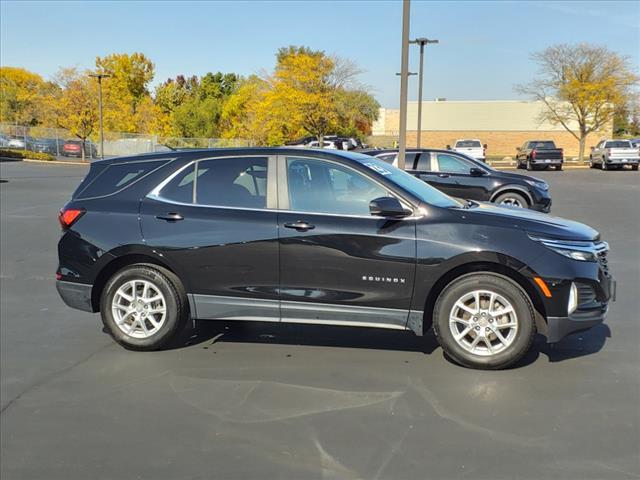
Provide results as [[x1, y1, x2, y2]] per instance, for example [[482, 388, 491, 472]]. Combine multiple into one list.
[[437, 173, 450, 178], [156, 212, 184, 222], [284, 221, 315, 231]]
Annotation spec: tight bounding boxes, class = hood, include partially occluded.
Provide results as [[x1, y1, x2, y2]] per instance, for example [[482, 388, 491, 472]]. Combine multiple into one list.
[[492, 170, 546, 184], [460, 202, 599, 241]]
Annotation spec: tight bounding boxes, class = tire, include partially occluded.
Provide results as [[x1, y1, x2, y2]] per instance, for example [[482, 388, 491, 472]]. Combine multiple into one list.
[[494, 191, 529, 209], [632, 165, 638, 171], [526, 160, 533, 171], [432, 273, 536, 370], [602, 159, 608, 171], [100, 264, 189, 350], [555, 164, 563, 171], [589, 156, 594, 168]]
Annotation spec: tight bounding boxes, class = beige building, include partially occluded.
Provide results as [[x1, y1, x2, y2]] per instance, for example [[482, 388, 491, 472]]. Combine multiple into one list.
[[370, 100, 611, 157]]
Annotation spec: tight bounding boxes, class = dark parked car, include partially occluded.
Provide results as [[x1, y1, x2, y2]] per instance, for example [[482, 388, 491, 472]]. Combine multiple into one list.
[[28, 137, 65, 155], [359, 148, 552, 212], [62, 140, 97, 158], [56, 148, 614, 369], [516, 140, 564, 171]]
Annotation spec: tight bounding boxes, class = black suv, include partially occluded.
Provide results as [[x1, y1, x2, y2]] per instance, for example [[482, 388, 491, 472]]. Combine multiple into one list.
[[360, 149, 552, 212], [56, 148, 614, 369]]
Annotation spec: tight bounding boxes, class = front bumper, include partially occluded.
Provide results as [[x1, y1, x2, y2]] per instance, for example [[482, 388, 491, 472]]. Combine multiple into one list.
[[56, 280, 94, 312], [546, 305, 609, 343]]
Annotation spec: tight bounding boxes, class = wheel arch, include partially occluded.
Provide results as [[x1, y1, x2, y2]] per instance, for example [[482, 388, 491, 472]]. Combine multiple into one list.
[[91, 253, 185, 312], [490, 185, 533, 206], [421, 261, 547, 333]]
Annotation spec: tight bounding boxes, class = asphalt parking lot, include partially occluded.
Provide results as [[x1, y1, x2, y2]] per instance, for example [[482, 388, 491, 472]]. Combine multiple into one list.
[[1, 160, 639, 480]]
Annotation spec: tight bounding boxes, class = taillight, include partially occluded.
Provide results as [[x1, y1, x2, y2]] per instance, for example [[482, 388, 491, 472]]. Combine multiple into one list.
[[531, 150, 537, 159], [58, 208, 85, 230]]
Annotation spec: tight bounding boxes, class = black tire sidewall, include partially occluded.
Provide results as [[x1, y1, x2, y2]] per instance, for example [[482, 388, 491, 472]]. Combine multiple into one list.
[[433, 273, 536, 369], [101, 266, 183, 350]]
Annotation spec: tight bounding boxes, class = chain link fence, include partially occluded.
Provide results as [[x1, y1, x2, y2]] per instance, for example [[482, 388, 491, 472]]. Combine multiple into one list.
[[0, 123, 251, 160]]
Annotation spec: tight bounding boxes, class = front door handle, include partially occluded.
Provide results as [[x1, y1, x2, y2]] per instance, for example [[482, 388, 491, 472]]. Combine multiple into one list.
[[284, 221, 315, 232], [437, 173, 450, 178], [156, 212, 184, 222]]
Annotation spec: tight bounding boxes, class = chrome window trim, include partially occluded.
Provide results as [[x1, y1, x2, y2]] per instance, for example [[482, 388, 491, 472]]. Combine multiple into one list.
[[146, 154, 423, 220]]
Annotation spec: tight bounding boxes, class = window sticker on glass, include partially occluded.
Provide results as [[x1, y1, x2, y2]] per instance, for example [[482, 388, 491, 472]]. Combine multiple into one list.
[[364, 162, 392, 175]]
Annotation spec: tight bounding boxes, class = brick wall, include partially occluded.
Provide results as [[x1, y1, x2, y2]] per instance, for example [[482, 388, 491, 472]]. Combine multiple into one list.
[[368, 130, 607, 158]]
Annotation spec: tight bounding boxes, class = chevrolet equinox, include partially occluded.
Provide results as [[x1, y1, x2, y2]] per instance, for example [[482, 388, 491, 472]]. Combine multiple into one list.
[[56, 148, 614, 369]]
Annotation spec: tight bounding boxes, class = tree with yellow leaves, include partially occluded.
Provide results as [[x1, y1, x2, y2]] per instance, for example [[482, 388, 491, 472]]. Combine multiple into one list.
[[0, 67, 54, 125], [49, 68, 98, 161], [517, 44, 639, 161]]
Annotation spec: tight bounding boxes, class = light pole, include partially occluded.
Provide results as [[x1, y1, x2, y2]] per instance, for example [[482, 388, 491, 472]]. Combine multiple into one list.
[[409, 38, 438, 148], [89, 72, 111, 159], [397, 0, 411, 170]]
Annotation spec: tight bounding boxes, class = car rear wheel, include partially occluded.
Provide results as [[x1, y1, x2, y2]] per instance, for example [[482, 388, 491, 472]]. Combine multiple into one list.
[[100, 265, 188, 350], [526, 160, 534, 171], [555, 165, 563, 171], [632, 165, 638, 171], [494, 192, 529, 209], [432, 273, 536, 369], [602, 160, 608, 171]]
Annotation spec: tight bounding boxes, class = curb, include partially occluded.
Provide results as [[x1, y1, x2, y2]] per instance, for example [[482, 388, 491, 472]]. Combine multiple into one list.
[[22, 158, 89, 166]]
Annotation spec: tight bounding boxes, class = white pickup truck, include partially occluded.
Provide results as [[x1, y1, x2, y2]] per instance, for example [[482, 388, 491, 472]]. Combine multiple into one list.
[[590, 139, 639, 171], [451, 139, 486, 162]]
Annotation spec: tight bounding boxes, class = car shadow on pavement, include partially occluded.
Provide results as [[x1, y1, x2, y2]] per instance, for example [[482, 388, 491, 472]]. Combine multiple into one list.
[[166, 319, 611, 367], [170, 320, 440, 355]]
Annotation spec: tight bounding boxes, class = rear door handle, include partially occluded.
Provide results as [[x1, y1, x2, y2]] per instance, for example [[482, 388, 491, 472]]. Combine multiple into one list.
[[156, 212, 184, 222], [284, 221, 315, 231]]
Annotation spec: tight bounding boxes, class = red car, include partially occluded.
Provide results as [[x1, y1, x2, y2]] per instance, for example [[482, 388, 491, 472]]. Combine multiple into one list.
[[62, 140, 97, 158]]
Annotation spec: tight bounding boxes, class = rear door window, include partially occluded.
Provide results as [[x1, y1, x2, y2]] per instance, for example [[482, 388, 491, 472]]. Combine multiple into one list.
[[435, 153, 473, 174], [76, 160, 168, 199], [195, 157, 268, 208], [157, 163, 197, 204], [415, 152, 432, 171]]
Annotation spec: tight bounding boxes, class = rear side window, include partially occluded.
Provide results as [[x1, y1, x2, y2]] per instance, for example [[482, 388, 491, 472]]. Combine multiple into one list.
[[415, 153, 431, 171], [195, 157, 268, 208], [76, 160, 167, 199], [157, 163, 196, 203]]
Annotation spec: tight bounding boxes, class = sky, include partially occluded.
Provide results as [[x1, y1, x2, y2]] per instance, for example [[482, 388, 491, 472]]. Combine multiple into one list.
[[1, 0, 638, 108]]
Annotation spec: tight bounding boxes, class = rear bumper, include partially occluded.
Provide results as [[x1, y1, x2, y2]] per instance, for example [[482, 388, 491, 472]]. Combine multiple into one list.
[[531, 159, 563, 166], [605, 158, 639, 165], [56, 280, 94, 312]]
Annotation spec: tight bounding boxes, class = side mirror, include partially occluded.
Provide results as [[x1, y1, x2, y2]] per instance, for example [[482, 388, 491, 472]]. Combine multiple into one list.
[[446, 145, 451, 150], [516, 147, 521, 152], [469, 167, 486, 176], [369, 197, 410, 218], [590, 146, 595, 150], [483, 144, 488, 149]]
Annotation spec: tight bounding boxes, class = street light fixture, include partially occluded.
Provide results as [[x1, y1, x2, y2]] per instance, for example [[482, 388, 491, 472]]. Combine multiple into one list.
[[89, 72, 111, 159], [409, 38, 438, 148]]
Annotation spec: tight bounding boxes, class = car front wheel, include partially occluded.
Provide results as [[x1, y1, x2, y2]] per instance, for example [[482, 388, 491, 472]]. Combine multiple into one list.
[[494, 191, 529, 209], [432, 273, 536, 369], [100, 264, 188, 350]]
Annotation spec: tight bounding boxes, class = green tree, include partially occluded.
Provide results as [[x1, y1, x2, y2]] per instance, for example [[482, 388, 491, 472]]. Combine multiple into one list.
[[516, 44, 639, 161]]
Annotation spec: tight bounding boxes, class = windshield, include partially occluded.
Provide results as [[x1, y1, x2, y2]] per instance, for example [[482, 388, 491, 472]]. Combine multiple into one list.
[[349, 154, 462, 208], [455, 140, 481, 148]]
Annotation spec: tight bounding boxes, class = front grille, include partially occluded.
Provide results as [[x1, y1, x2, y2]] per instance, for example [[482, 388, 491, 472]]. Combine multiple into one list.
[[595, 242, 610, 277]]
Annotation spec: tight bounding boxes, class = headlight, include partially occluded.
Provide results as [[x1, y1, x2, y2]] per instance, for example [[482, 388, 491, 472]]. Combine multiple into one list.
[[528, 235, 598, 262], [525, 179, 548, 191], [568, 282, 578, 314]]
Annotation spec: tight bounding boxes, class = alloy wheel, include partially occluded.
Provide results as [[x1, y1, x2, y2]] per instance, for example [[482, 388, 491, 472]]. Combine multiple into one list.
[[448, 289, 519, 356], [111, 280, 167, 338]]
